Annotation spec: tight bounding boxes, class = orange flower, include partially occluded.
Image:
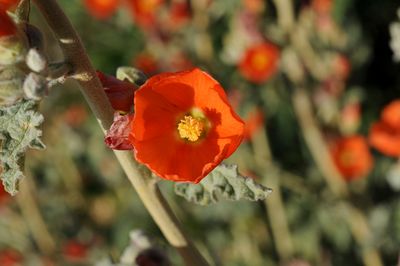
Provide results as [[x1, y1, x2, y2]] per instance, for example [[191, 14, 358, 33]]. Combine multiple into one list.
[[311, 0, 332, 15], [369, 100, 400, 157], [128, 0, 164, 28], [239, 42, 280, 83], [381, 100, 400, 130], [332, 54, 351, 81], [133, 52, 159, 75], [0, 249, 23, 266], [63, 240, 88, 262], [63, 105, 88, 128], [130, 68, 245, 183], [0, 10, 16, 37], [0, 183, 9, 205], [84, 0, 119, 19], [0, 0, 19, 10], [330, 135, 373, 181], [165, 1, 191, 31], [97, 71, 137, 113], [369, 122, 400, 157], [242, 0, 265, 14]]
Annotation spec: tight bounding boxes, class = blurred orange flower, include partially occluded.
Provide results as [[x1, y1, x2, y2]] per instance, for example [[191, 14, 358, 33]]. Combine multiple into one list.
[[369, 100, 400, 157], [239, 42, 280, 83], [133, 53, 159, 75], [332, 54, 351, 81], [166, 1, 191, 30], [0, 0, 19, 10], [243, 108, 264, 141], [128, 0, 164, 28], [0, 249, 23, 266], [331, 135, 373, 181], [0, 183, 9, 205], [381, 100, 400, 129], [311, 0, 332, 15], [97, 71, 137, 113], [63, 105, 88, 128], [84, 0, 119, 19], [63, 240, 88, 262], [130, 68, 244, 182], [0, 10, 16, 37]]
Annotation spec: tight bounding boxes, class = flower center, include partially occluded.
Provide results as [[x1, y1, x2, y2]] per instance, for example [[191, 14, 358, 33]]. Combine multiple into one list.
[[251, 52, 269, 71], [339, 150, 354, 167], [177, 115, 205, 142]]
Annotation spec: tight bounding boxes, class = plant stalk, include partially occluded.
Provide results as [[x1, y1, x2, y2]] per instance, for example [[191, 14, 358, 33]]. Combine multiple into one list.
[[32, 1, 209, 265]]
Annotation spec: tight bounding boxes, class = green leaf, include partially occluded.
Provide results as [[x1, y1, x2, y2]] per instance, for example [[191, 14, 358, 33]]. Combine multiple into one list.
[[0, 100, 45, 195], [174, 164, 272, 205]]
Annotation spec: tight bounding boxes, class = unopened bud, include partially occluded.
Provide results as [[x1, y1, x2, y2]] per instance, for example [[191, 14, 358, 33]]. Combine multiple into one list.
[[135, 248, 170, 266], [0, 35, 26, 65], [23, 23, 45, 51], [23, 72, 47, 101], [26, 48, 47, 72], [0, 66, 25, 106], [116, 66, 147, 86]]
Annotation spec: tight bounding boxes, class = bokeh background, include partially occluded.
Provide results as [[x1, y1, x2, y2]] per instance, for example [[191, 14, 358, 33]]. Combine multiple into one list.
[[1, 0, 400, 265]]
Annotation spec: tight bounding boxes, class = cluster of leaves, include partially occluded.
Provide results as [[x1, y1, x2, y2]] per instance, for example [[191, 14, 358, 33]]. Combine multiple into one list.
[[0, 100, 44, 194], [175, 164, 272, 205]]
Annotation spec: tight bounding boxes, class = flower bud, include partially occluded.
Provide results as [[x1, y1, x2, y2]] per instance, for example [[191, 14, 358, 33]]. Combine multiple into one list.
[[116, 66, 147, 86], [23, 72, 47, 101], [26, 47, 47, 72], [0, 66, 25, 106], [23, 23, 45, 51]]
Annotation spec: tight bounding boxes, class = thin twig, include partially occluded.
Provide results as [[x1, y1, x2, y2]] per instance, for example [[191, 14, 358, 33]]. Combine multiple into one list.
[[292, 88, 348, 197], [32, 1, 209, 265], [252, 127, 294, 260], [16, 176, 56, 255]]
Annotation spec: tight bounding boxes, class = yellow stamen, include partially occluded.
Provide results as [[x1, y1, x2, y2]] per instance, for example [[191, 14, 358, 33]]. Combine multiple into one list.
[[177, 115, 205, 142]]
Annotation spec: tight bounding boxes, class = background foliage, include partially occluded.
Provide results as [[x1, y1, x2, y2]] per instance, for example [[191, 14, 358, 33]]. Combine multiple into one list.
[[0, 0, 400, 265]]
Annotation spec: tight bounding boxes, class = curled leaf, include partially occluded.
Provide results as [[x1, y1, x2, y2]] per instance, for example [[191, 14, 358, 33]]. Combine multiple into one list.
[[174, 164, 272, 205]]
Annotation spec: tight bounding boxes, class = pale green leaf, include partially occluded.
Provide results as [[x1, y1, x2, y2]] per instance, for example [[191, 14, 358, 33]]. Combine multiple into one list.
[[0, 100, 45, 195], [174, 164, 272, 205]]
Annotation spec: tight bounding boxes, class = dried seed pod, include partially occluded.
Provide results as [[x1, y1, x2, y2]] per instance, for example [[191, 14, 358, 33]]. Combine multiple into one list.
[[23, 72, 47, 101], [26, 47, 47, 72], [0, 66, 25, 106], [0, 35, 26, 65]]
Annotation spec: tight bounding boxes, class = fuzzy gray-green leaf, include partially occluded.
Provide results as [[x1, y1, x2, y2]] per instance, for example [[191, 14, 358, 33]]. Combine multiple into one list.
[[0, 100, 45, 195], [175, 164, 272, 205]]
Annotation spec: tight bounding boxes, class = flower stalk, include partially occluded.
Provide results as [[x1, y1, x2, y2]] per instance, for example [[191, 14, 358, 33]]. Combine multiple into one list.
[[32, 0, 209, 265]]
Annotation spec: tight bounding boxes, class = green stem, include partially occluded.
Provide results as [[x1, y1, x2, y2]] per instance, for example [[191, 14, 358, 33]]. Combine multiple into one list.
[[32, 1, 209, 265], [252, 127, 294, 260]]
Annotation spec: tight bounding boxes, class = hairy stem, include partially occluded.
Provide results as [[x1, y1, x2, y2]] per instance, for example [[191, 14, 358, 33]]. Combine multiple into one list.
[[32, 1, 209, 265]]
